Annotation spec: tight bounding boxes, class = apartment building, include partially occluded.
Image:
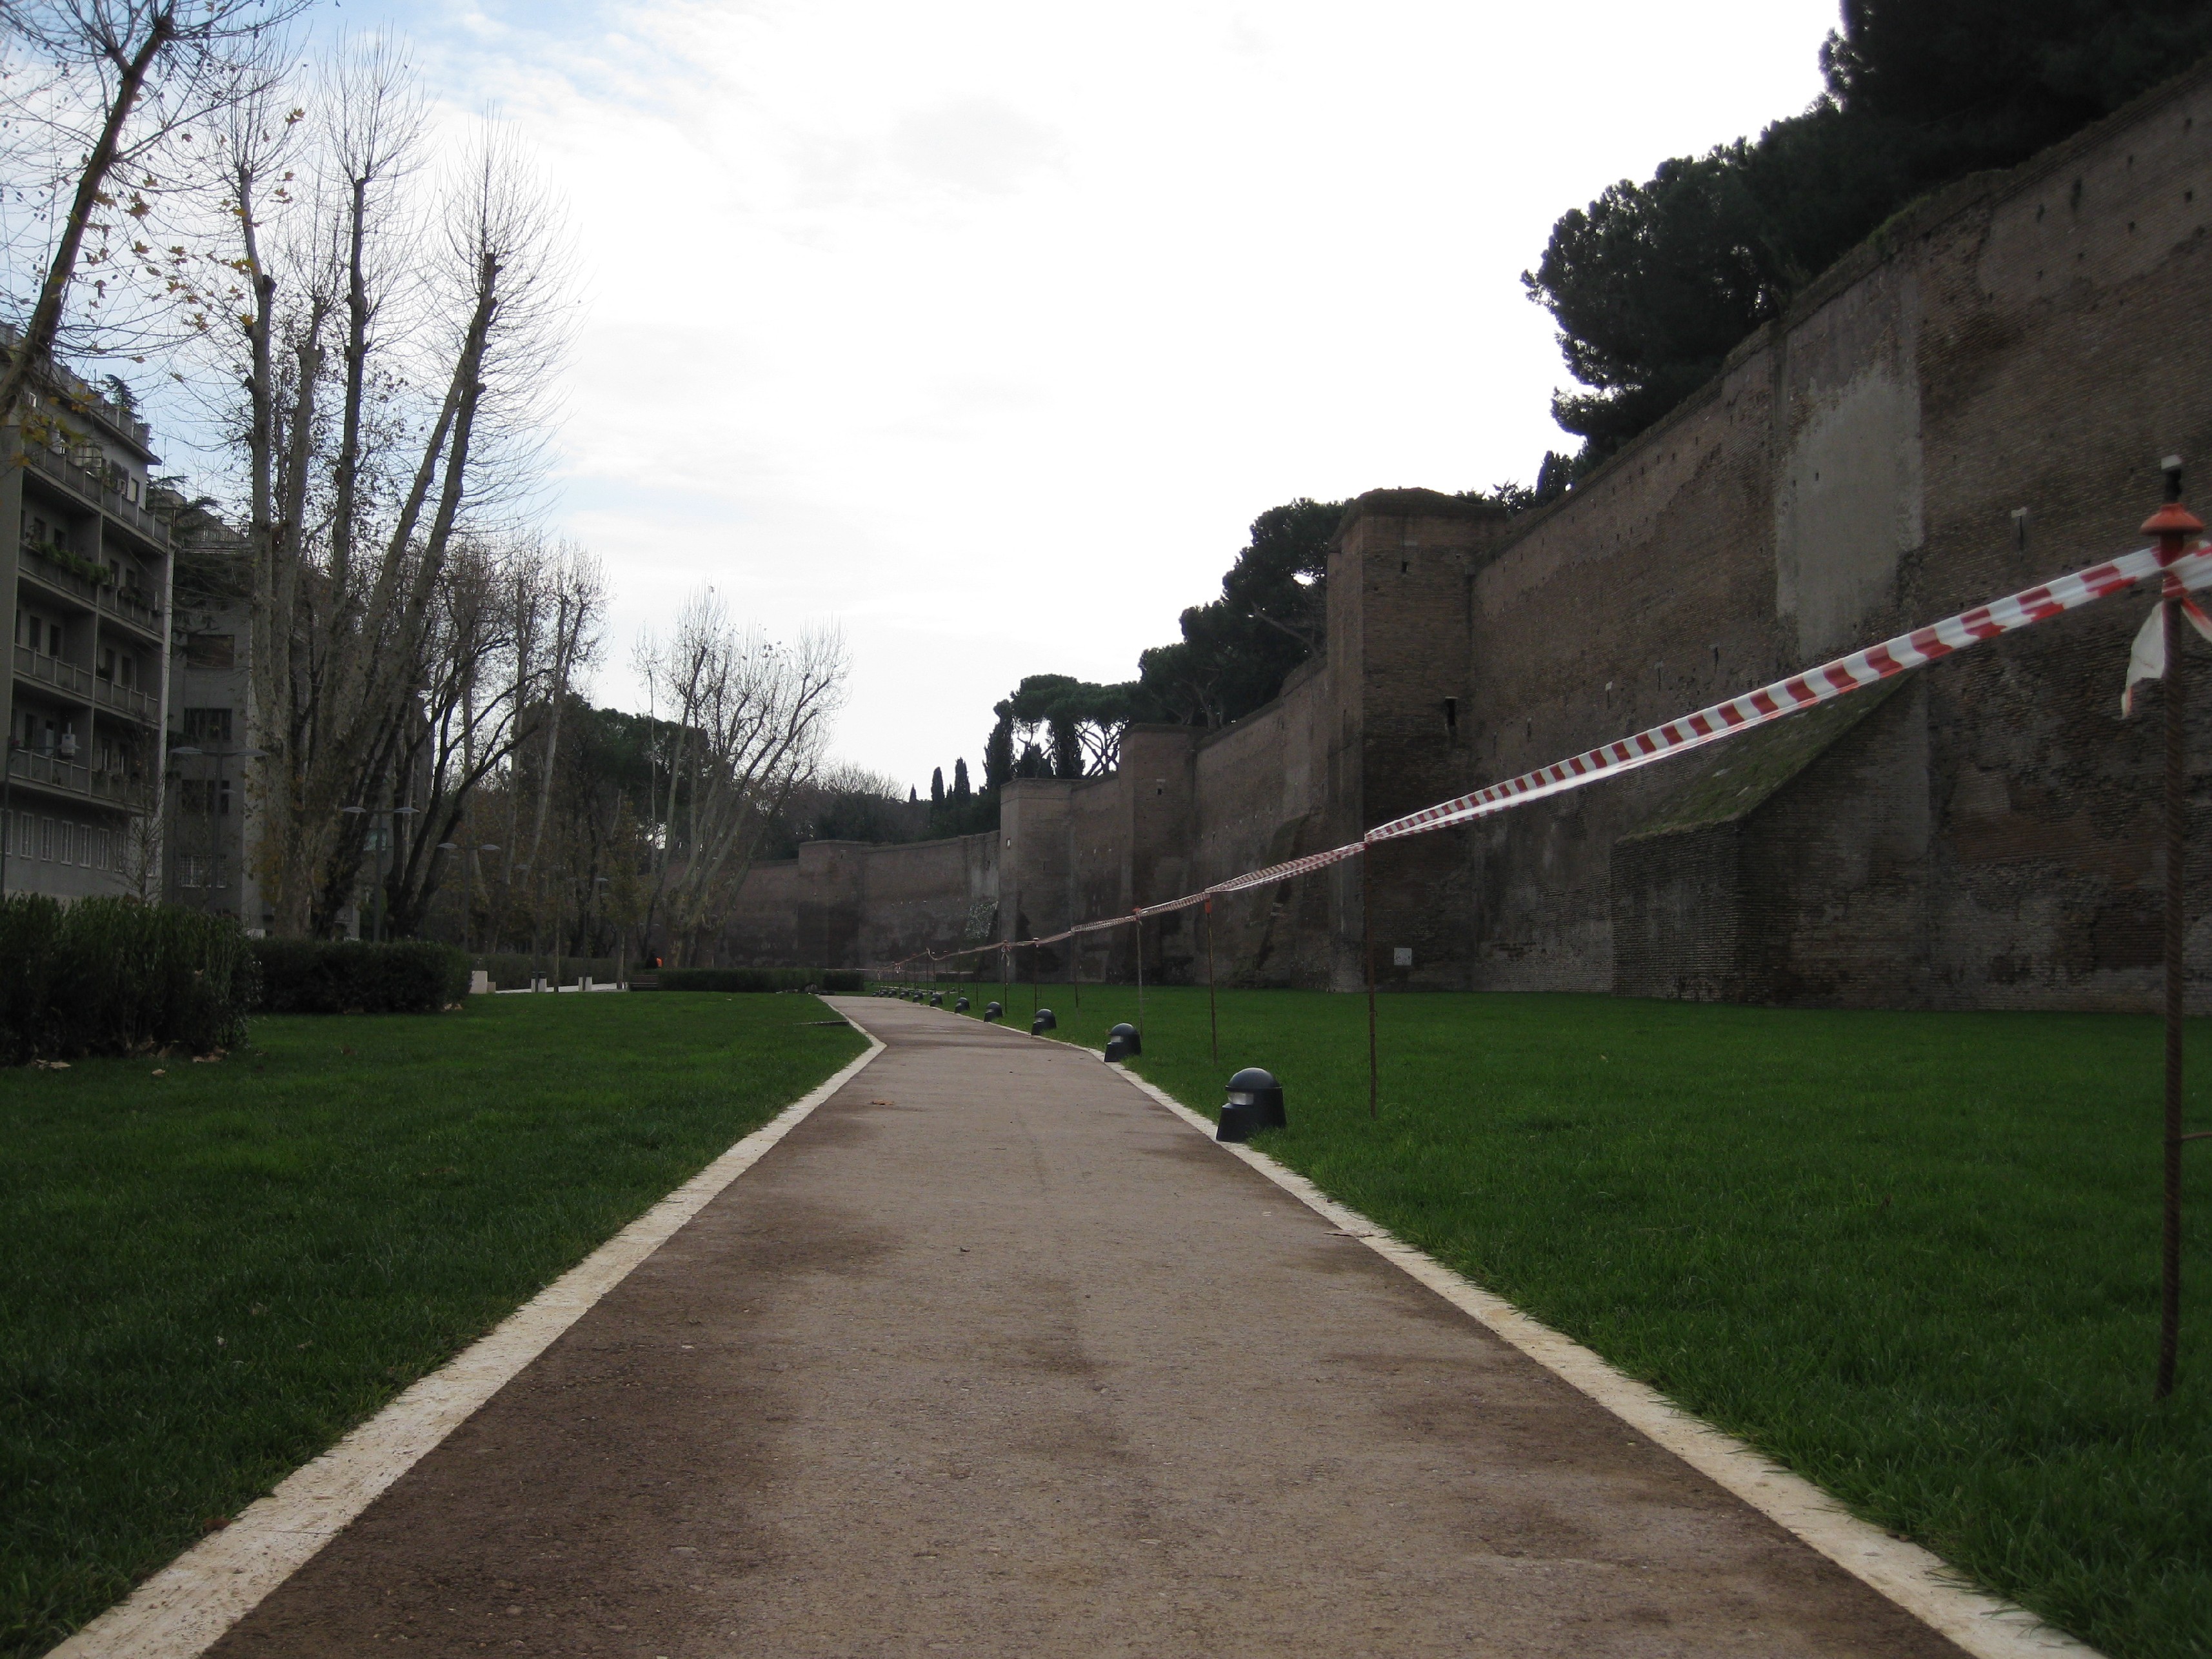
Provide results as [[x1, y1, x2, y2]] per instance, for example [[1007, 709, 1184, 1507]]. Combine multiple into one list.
[[1, 344, 174, 899], [163, 525, 264, 927]]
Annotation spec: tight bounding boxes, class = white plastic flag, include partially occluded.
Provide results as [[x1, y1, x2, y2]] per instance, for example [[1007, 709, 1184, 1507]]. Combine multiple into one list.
[[2122, 596, 2212, 715]]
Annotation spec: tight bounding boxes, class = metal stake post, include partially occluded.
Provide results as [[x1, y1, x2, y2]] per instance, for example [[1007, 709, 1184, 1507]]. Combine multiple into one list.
[[1204, 895, 1218, 1066], [1362, 847, 1379, 1120], [1134, 913, 1144, 1046], [2148, 461, 2206, 1400]]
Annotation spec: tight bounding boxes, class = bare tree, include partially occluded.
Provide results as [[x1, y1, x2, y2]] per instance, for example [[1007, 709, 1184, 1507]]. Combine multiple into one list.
[[361, 537, 599, 938], [0, 0, 309, 421], [636, 595, 848, 966], [218, 50, 571, 934]]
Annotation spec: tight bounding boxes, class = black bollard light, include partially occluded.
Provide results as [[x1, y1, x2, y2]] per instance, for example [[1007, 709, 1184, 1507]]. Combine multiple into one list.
[[1104, 1032, 1133, 1062], [955, 996, 970, 1013], [984, 1000, 1002, 1022], [931, 991, 944, 1006], [1216, 1068, 1286, 1143], [1107, 1021, 1141, 1057], [1031, 1008, 1056, 1035]]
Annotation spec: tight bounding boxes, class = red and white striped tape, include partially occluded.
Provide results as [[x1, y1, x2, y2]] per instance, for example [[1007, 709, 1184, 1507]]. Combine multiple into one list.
[[1366, 540, 2204, 842], [873, 537, 2207, 975]]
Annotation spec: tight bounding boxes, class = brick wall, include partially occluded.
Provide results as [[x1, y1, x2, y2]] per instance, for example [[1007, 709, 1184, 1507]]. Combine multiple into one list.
[[1466, 58, 2212, 1009], [717, 59, 2212, 1010]]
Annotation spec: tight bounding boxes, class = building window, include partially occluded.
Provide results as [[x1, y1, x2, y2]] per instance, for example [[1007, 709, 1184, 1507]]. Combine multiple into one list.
[[179, 779, 231, 817], [182, 708, 233, 746], [184, 633, 236, 670], [180, 854, 208, 889], [39, 817, 53, 860], [94, 828, 109, 871]]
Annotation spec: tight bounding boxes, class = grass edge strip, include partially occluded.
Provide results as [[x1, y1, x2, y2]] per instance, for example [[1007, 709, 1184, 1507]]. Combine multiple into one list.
[[44, 1030, 890, 1659], [1097, 1057, 2104, 1659]]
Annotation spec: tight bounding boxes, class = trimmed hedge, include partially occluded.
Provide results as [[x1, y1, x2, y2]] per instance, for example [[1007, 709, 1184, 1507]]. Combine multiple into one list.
[[250, 939, 472, 1015], [654, 967, 863, 994], [0, 895, 259, 1063]]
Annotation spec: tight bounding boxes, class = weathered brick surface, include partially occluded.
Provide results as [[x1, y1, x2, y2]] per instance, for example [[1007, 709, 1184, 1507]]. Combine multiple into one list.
[[721, 62, 2212, 1009]]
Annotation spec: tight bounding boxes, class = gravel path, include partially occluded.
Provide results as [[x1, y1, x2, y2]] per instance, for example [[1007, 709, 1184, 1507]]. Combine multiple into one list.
[[208, 996, 1964, 1658]]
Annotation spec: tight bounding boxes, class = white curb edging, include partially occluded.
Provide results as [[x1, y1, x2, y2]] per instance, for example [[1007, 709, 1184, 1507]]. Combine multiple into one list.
[[1104, 1061, 2101, 1659], [50, 1028, 886, 1659]]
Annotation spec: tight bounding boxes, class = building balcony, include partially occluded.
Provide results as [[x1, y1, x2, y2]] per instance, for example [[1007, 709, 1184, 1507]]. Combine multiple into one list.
[[14, 642, 94, 702], [5, 748, 148, 810], [17, 543, 101, 610], [97, 582, 162, 637], [92, 674, 159, 724], [15, 545, 162, 635], [21, 440, 170, 550]]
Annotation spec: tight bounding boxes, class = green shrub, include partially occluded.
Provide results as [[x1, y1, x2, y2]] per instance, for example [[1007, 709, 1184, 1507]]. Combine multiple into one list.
[[0, 895, 258, 1063], [250, 939, 471, 1015], [653, 967, 862, 994]]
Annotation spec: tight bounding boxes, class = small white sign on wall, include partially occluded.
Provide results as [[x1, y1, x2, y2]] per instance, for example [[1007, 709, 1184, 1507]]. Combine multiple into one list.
[[1392, 946, 1413, 968]]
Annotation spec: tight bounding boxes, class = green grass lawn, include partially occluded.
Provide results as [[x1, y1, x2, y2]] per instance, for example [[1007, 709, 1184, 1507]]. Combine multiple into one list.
[[0, 992, 864, 1659], [900, 980, 2212, 1659]]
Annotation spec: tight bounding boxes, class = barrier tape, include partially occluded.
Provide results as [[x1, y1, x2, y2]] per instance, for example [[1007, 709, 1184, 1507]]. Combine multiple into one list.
[[872, 538, 2208, 978]]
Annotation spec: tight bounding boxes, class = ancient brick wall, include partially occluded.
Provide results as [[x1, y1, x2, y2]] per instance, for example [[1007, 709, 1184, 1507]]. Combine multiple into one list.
[[1186, 660, 1333, 986], [1468, 59, 2212, 1009], [720, 830, 997, 971], [717, 859, 804, 966], [721, 61, 2212, 1011]]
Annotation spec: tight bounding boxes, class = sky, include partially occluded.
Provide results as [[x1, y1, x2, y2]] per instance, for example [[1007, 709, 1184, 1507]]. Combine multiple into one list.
[[306, 0, 1838, 790]]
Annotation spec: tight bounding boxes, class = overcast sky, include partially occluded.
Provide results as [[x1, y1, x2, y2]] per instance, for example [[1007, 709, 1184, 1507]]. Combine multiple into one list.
[[316, 0, 1837, 790]]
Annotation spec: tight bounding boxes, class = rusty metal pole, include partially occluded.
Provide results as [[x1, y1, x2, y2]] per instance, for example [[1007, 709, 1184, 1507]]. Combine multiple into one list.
[[2148, 462, 2204, 1400], [1363, 847, 1379, 1120], [1204, 895, 1219, 1067], [1134, 911, 1145, 1045], [1071, 927, 1081, 1012]]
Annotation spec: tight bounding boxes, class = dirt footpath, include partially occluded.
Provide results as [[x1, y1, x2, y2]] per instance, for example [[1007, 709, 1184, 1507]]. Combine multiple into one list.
[[208, 996, 1964, 1658]]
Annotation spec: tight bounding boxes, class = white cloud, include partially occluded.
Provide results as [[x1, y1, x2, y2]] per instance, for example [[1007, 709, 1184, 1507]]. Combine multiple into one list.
[[337, 0, 1837, 785]]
